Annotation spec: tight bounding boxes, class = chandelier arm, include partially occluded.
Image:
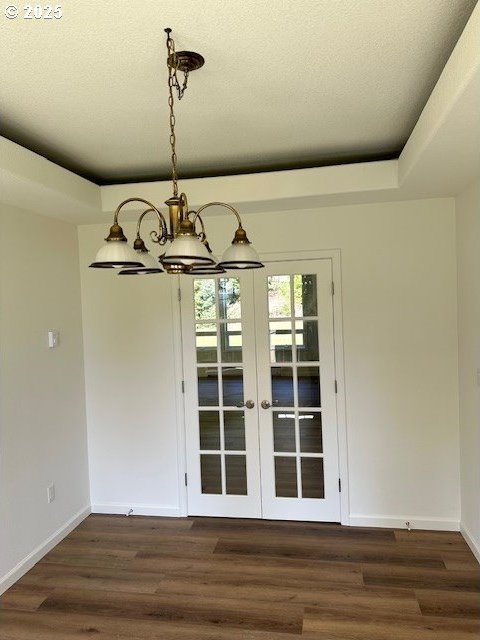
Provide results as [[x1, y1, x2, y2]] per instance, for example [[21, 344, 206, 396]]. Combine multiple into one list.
[[188, 210, 206, 240], [113, 198, 168, 241], [180, 192, 189, 215], [192, 202, 243, 229], [135, 208, 168, 246]]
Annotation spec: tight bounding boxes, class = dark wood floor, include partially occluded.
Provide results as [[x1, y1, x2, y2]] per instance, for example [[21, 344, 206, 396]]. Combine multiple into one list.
[[2, 515, 479, 639]]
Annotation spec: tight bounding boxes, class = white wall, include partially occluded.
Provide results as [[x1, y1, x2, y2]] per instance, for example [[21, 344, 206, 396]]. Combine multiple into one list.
[[456, 178, 480, 559], [79, 196, 460, 528], [78, 229, 182, 515], [0, 204, 90, 592]]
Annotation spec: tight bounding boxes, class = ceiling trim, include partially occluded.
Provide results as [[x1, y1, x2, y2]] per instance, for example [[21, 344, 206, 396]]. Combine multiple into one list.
[[100, 160, 399, 220], [399, 1, 480, 191], [0, 136, 100, 223]]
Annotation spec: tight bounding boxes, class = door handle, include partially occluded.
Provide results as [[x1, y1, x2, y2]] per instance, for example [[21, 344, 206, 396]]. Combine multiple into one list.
[[237, 400, 255, 409], [261, 400, 271, 409]]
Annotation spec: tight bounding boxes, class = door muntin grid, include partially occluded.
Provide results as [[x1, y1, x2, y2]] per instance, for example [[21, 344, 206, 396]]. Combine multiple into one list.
[[268, 273, 324, 499], [195, 277, 248, 496]]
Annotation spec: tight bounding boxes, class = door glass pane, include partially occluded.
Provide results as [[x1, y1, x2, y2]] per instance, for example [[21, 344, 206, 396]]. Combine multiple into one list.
[[301, 457, 324, 498], [222, 367, 244, 406], [268, 275, 291, 318], [294, 274, 317, 317], [194, 279, 217, 320], [200, 454, 222, 494], [225, 455, 247, 495], [199, 411, 220, 450], [296, 320, 319, 362], [299, 412, 323, 453], [219, 278, 241, 319], [198, 367, 219, 406], [274, 457, 298, 497], [297, 366, 321, 407], [224, 411, 245, 450], [196, 323, 217, 363], [273, 411, 296, 452], [271, 366, 294, 406], [220, 322, 242, 363], [269, 321, 293, 363]]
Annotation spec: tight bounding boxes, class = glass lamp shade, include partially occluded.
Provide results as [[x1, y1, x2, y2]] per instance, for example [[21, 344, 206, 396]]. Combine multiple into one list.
[[217, 241, 264, 269], [187, 254, 226, 275], [162, 234, 215, 267], [118, 250, 163, 275], [89, 241, 143, 269]]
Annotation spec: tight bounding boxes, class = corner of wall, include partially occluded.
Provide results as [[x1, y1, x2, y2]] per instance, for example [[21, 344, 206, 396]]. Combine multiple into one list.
[[0, 506, 91, 595]]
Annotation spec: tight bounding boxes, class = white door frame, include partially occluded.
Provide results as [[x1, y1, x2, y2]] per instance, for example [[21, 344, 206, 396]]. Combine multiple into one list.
[[173, 249, 350, 525]]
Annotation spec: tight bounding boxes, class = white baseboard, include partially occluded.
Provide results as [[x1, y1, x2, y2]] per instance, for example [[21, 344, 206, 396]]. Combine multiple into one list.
[[460, 523, 480, 563], [91, 503, 183, 517], [0, 505, 91, 595], [348, 514, 460, 531]]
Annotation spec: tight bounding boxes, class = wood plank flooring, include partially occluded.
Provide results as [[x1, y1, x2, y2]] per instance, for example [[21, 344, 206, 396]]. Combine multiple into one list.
[[1, 515, 479, 639]]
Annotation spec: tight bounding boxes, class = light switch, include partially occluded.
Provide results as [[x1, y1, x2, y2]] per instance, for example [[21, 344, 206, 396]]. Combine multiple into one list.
[[48, 330, 59, 348], [47, 484, 55, 503]]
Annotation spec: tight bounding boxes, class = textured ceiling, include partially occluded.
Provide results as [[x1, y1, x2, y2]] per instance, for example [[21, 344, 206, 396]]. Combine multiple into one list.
[[0, 0, 477, 184]]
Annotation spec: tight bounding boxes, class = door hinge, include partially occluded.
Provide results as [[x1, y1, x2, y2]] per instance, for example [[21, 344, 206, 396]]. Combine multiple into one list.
[[177, 288, 181, 302], [338, 478, 342, 492], [181, 380, 185, 394], [334, 380, 338, 394], [184, 473, 188, 486], [331, 281, 335, 295]]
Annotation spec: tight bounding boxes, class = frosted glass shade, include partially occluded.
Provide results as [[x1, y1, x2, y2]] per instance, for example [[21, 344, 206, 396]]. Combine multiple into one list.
[[218, 242, 264, 269], [187, 255, 226, 275], [162, 235, 215, 266], [118, 250, 163, 275], [89, 241, 143, 269], [139, 251, 161, 269]]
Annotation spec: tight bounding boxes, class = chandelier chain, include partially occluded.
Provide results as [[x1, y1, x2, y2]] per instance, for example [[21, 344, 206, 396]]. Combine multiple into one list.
[[166, 30, 190, 198], [166, 33, 179, 197]]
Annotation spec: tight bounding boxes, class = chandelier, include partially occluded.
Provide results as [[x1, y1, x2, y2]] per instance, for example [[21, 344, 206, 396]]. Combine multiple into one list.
[[90, 29, 263, 276]]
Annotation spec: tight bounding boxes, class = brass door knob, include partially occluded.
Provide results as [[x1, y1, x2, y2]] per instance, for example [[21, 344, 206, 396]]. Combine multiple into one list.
[[261, 400, 271, 409], [237, 400, 255, 409]]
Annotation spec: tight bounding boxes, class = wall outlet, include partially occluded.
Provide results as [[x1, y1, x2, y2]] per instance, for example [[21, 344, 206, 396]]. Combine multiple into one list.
[[47, 483, 55, 503]]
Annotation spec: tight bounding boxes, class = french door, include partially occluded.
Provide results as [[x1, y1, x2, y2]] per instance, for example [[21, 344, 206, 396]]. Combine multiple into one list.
[[180, 259, 340, 522]]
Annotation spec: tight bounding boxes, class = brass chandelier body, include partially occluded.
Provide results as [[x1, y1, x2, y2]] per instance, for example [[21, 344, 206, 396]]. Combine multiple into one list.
[[90, 29, 263, 276]]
